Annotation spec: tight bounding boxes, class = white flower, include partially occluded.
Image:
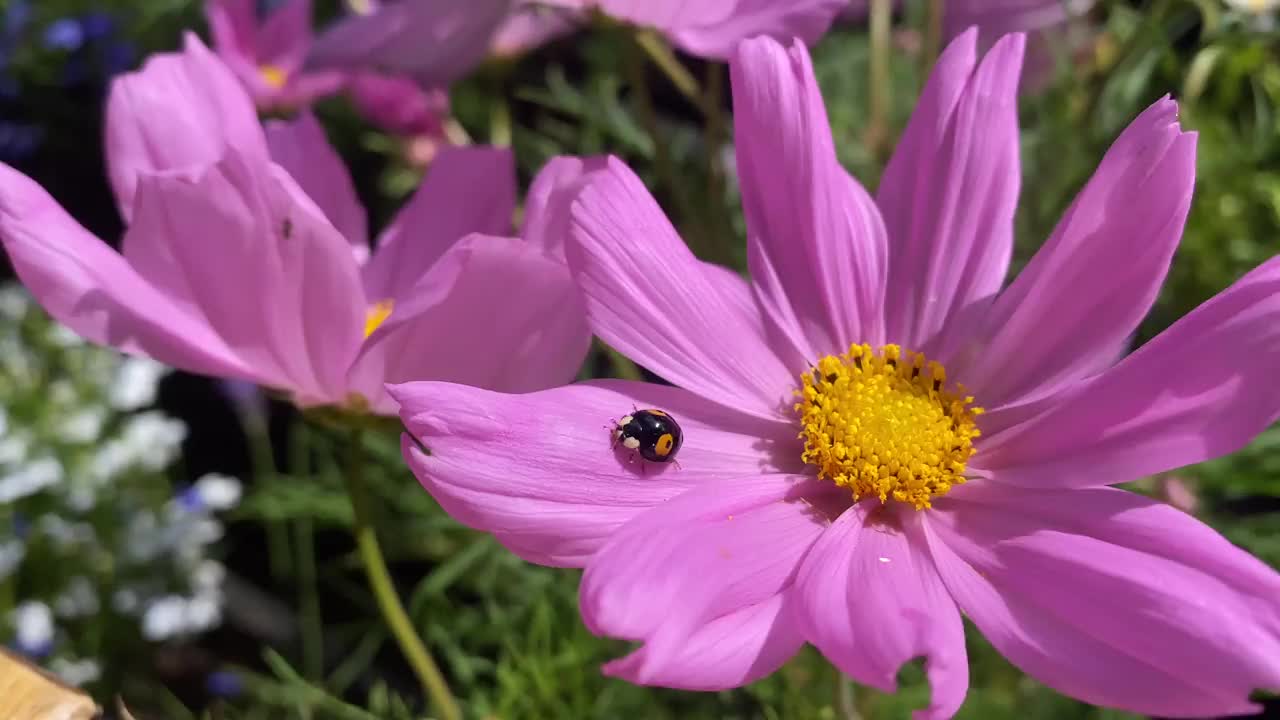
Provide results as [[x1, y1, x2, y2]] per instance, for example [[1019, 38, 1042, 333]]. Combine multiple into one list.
[[112, 588, 141, 614], [91, 412, 187, 482], [1224, 0, 1279, 11], [0, 285, 29, 319], [54, 576, 101, 618], [0, 431, 29, 466], [48, 380, 77, 406], [49, 657, 101, 686], [194, 474, 242, 511], [45, 323, 86, 348], [192, 560, 227, 594], [38, 516, 96, 550], [141, 595, 188, 640], [110, 357, 169, 410], [186, 594, 222, 632], [141, 594, 222, 640], [0, 457, 64, 502], [0, 539, 25, 580], [61, 408, 107, 444], [12, 601, 54, 655]]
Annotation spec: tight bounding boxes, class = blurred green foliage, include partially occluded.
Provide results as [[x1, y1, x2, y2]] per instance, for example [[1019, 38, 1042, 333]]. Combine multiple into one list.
[[4, 0, 1280, 718]]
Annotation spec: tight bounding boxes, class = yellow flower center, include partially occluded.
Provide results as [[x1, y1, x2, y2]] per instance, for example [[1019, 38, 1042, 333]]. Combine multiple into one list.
[[796, 344, 982, 510], [364, 299, 394, 338], [259, 64, 289, 89]]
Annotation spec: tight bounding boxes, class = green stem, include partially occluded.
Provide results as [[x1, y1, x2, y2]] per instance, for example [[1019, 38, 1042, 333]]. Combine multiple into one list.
[[343, 430, 461, 720], [701, 62, 735, 267], [295, 517, 322, 680], [242, 406, 291, 583], [635, 29, 707, 114], [922, 0, 945, 74], [490, 83, 513, 148], [603, 342, 644, 381], [290, 421, 323, 681], [834, 665, 862, 720], [867, 0, 893, 161]]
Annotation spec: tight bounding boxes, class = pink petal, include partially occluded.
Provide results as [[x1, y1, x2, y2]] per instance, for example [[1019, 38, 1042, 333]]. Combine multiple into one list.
[[945, 0, 1095, 44], [105, 33, 267, 221], [205, 0, 257, 63], [307, 0, 512, 86], [733, 36, 887, 361], [361, 146, 515, 303], [521, 155, 608, 257], [274, 70, 348, 110], [568, 158, 796, 421], [557, 0, 844, 59], [602, 592, 803, 691], [265, 112, 369, 260], [534, 0, 731, 28], [957, 97, 1196, 410], [256, 0, 313, 71], [977, 254, 1280, 487], [581, 475, 834, 686], [390, 379, 803, 567], [346, 72, 448, 137], [877, 30, 1023, 360], [124, 150, 365, 404], [669, 0, 845, 59], [926, 485, 1280, 717], [489, 3, 582, 58], [795, 504, 967, 720], [0, 164, 253, 381], [349, 234, 589, 408]]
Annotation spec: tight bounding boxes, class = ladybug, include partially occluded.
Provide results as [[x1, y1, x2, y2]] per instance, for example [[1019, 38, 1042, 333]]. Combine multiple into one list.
[[611, 408, 683, 465]]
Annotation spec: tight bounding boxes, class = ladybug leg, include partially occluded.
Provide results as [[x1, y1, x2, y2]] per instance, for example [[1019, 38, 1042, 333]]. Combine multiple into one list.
[[672, 458, 682, 471]]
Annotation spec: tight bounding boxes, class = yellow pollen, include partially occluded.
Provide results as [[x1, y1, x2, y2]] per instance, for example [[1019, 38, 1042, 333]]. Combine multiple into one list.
[[364, 299, 394, 338], [795, 343, 983, 510], [259, 64, 289, 89]]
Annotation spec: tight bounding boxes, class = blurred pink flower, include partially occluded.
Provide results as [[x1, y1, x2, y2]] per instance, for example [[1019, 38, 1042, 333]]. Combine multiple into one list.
[[0, 35, 591, 413], [391, 31, 1280, 716], [490, 1, 583, 58], [308, 0, 515, 85], [207, 0, 453, 139], [345, 72, 450, 137], [843, 0, 1096, 87], [540, 0, 847, 58], [1157, 475, 1201, 514], [205, 0, 345, 111], [942, 0, 1094, 48]]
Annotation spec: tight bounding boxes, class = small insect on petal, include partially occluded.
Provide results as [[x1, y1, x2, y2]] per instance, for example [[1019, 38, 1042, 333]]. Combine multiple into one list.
[[610, 408, 684, 465]]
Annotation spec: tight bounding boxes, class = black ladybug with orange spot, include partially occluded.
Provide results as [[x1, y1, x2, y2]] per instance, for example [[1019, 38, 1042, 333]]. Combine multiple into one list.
[[611, 408, 683, 464]]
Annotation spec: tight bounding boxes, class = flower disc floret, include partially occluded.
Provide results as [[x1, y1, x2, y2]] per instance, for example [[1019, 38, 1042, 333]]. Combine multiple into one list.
[[796, 344, 982, 509]]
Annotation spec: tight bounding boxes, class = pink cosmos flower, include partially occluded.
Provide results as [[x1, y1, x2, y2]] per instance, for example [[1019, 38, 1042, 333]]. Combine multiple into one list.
[[490, 1, 584, 58], [307, 0, 516, 86], [538, 0, 848, 58], [391, 30, 1280, 717], [0, 35, 591, 413], [345, 72, 450, 137], [843, 0, 1096, 88], [206, 0, 345, 111], [207, 0, 452, 138]]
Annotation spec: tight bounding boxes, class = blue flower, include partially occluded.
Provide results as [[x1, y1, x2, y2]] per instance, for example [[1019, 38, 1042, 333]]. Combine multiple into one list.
[[43, 18, 85, 51], [206, 670, 245, 698]]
